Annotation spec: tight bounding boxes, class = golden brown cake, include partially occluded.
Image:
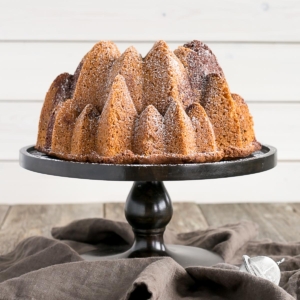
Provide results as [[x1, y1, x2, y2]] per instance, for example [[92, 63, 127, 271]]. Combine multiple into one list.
[[36, 74, 72, 151], [201, 73, 243, 154], [107, 46, 143, 114], [96, 74, 137, 157], [143, 40, 195, 115], [70, 104, 99, 156], [36, 40, 261, 164], [72, 41, 121, 112], [186, 103, 217, 153], [50, 99, 79, 155], [164, 100, 197, 155], [133, 105, 164, 156]]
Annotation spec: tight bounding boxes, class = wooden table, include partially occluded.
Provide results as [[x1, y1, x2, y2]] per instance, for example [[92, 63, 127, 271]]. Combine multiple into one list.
[[0, 203, 299, 255]]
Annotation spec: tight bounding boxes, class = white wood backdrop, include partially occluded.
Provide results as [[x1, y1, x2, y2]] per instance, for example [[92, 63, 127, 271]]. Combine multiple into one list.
[[0, 0, 299, 204]]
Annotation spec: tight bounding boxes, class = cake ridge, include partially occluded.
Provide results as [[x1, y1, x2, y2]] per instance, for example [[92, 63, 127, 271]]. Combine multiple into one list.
[[50, 99, 79, 155], [201, 73, 243, 150], [133, 104, 164, 155], [107, 45, 144, 114], [186, 102, 217, 153], [71, 104, 99, 156], [72, 41, 121, 113], [36, 72, 74, 151], [96, 74, 137, 157], [164, 100, 197, 155], [183, 40, 224, 77], [231, 93, 256, 147], [143, 40, 195, 116]]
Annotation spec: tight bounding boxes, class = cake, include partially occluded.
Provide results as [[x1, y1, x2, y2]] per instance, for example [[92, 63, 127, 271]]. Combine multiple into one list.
[[36, 40, 261, 164]]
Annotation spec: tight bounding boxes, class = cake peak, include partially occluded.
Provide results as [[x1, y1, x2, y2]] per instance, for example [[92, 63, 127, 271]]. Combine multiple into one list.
[[141, 104, 161, 116], [183, 40, 223, 77], [96, 73, 137, 157], [72, 40, 120, 112], [143, 39, 195, 115], [147, 40, 170, 55], [123, 45, 139, 55], [105, 74, 136, 108]]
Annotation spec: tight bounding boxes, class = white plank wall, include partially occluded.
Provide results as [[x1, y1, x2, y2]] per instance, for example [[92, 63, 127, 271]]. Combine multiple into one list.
[[1, 162, 299, 204], [1, 0, 300, 42], [0, 0, 299, 204], [1, 42, 300, 101]]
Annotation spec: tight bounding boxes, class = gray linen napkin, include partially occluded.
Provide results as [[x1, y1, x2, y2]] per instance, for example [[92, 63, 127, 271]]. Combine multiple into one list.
[[0, 219, 298, 299]]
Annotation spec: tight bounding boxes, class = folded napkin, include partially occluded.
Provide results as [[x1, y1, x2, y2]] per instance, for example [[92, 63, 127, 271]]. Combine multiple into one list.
[[0, 219, 299, 299]]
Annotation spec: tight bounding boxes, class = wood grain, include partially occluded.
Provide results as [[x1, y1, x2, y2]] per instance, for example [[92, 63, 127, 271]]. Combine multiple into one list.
[[199, 203, 287, 242], [291, 203, 300, 214], [0, 202, 297, 257], [251, 203, 300, 242], [0, 206, 10, 228], [1, 162, 300, 204], [105, 202, 208, 232], [1, 42, 300, 101], [171, 203, 208, 232], [1, 102, 299, 161], [0, 204, 103, 255], [105, 203, 126, 222], [1, 0, 299, 42]]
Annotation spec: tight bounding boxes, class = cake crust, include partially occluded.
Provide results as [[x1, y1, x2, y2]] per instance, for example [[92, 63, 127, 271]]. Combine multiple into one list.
[[201, 73, 243, 151], [143, 40, 195, 115], [133, 105, 164, 155], [70, 104, 99, 156], [50, 99, 79, 155], [107, 46, 144, 114], [164, 101, 196, 155], [36, 73, 73, 151], [186, 103, 217, 153], [96, 74, 137, 157], [72, 41, 121, 112]]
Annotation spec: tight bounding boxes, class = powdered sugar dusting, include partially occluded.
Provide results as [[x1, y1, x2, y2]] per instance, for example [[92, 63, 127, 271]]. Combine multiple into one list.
[[133, 105, 164, 155], [183, 40, 224, 77], [143, 40, 195, 115]]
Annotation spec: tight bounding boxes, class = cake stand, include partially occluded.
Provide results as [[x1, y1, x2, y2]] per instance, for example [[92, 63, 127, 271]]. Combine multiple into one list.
[[19, 144, 276, 267]]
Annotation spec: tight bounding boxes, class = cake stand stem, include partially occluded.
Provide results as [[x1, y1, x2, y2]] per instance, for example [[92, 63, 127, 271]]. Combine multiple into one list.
[[82, 181, 224, 267], [125, 181, 171, 257]]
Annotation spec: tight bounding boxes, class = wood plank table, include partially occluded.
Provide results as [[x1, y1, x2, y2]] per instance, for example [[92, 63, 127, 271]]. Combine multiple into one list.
[[0, 203, 299, 255]]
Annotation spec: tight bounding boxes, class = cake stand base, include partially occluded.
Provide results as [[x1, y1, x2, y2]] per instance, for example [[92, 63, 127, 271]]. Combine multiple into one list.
[[82, 245, 223, 267], [81, 181, 223, 267]]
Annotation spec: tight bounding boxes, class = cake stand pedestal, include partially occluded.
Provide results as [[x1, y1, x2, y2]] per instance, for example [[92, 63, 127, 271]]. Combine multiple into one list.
[[19, 144, 276, 267]]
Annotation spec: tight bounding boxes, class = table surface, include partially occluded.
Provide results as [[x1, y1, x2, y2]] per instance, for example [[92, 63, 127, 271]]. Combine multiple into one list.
[[0, 202, 299, 255]]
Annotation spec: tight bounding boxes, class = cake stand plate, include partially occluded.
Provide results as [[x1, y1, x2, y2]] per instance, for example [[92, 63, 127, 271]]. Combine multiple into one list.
[[19, 144, 277, 267]]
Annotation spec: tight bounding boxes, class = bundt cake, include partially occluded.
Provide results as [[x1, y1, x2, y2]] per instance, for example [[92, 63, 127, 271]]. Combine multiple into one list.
[[36, 40, 261, 164]]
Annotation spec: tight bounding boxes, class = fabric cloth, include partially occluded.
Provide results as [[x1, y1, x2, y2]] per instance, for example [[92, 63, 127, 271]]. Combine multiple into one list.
[[0, 219, 299, 299]]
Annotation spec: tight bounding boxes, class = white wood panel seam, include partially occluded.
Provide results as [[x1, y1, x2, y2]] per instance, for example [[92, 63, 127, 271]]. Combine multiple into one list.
[[1, 100, 299, 104], [1, 40, 300, 44]]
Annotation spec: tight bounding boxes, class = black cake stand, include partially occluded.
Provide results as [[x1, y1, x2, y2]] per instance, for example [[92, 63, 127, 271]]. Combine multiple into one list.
[[19, 144, 276, 267]]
